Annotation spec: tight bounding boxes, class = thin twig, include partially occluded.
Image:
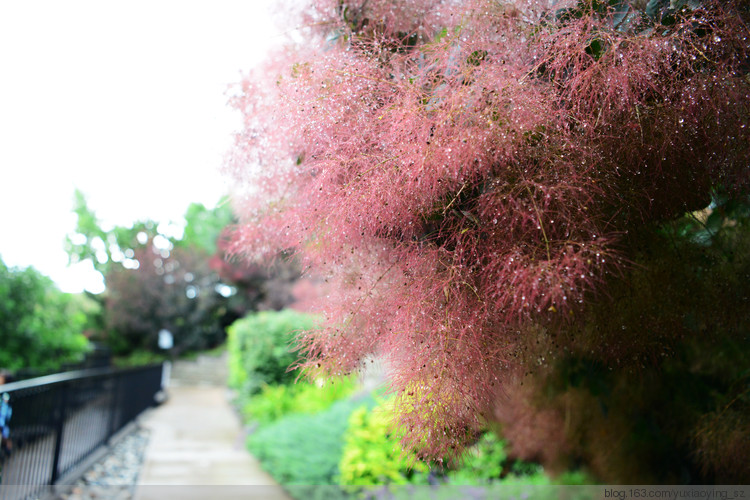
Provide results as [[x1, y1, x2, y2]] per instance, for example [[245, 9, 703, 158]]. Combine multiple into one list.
[[525, 184, 552, 261]]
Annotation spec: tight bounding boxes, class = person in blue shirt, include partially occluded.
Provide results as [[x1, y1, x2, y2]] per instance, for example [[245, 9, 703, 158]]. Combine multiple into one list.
[[0, 373, 12, 460]]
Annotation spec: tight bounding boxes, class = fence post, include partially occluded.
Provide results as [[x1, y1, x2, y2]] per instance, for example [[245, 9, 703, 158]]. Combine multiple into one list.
[[107, 372, 121, 441], [50, 381, 69, 484]]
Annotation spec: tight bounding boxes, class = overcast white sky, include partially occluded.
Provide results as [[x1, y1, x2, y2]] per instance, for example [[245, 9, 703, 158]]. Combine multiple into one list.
[[0, 1, 280, 293]]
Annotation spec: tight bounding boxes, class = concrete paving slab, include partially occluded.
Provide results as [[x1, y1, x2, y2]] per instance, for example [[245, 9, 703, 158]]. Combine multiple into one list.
[[133, 386, 291, 500]]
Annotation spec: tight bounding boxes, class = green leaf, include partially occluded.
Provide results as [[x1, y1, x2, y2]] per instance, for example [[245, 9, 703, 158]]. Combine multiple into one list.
[[585, 38, 605, 60], [704, 210, 724, 234], [467, 50, 488, 67], [434, 27, 448, 43]]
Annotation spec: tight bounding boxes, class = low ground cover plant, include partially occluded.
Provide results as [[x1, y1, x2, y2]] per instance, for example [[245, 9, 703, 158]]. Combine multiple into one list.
[[244, 376, 359, 425], [248, 394, 375, 486]]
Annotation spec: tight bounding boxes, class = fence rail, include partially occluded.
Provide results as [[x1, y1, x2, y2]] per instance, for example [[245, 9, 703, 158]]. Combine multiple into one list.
[[0, 364, 165, 500]]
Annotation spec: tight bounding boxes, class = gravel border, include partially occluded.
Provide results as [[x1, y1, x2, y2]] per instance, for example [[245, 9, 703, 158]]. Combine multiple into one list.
[[55, 426, 151, 500]]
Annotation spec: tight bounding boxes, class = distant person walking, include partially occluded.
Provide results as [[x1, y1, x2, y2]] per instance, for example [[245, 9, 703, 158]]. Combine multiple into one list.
[[0, 370, 13, 477]]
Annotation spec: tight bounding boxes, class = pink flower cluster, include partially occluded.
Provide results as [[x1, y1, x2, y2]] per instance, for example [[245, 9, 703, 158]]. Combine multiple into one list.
[[225, 0, 750, 459]]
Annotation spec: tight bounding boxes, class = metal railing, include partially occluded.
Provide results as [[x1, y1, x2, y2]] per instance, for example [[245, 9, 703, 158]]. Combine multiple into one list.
[[0, 364, 164, 500], [10, 344, 112, 383]]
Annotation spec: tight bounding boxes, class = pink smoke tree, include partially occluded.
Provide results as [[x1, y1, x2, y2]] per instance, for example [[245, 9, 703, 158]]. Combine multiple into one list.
[[226, 0, 750, 469]]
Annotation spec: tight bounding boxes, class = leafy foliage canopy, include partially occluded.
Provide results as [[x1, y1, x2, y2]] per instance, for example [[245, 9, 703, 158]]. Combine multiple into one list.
[[0, 257, 89, 372]]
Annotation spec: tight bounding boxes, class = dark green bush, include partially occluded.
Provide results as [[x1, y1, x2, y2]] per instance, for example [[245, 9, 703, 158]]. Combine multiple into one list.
[[227, 309, 318, 395], [112, 349, 169, 368]]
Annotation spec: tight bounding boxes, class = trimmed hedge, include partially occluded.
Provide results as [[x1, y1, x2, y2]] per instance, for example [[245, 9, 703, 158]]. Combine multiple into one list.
[[227, 309, 318, 395]]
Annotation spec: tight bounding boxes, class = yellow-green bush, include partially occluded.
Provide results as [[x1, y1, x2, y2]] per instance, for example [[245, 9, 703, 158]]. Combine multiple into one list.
[[245, 376, 359, 425], [338, 398, 591, 489], [338, 401, 429, 487]]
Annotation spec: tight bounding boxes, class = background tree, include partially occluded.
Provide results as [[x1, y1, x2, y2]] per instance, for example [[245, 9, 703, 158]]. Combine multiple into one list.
[[66, 191, 303, 355], [226, 0, 750, 481], [66, 191, 227, 354], [211, 236, 303, 317], [177, 200, 234, 255], [104, 238, 227, 354], [0, 257, 89, 373], [65, 189, 175, 277]]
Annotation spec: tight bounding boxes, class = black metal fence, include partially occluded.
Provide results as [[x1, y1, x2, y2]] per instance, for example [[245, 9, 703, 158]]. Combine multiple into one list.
[[10, 344, 113, 383], [0, 364, 165, 500]]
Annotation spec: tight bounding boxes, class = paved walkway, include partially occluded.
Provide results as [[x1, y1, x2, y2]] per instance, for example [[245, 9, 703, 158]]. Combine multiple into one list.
[[133, 355, 291, 500]]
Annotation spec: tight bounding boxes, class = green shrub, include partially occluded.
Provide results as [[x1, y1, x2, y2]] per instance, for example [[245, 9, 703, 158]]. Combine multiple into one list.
[[112, 349, 168, 367], [0, 259, 90, 372], [337, 397, 539, 489], [227, 309, 318, 395], [248, 395, 375, 486], [338, 401, 429, 487], [338, 396, 592, 491], [337, 402, 552, 488], [249, 387, 590, 498], [245, 376, 359, 426], [447, 432, 508, 484], [448, 432, 592, 486]]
